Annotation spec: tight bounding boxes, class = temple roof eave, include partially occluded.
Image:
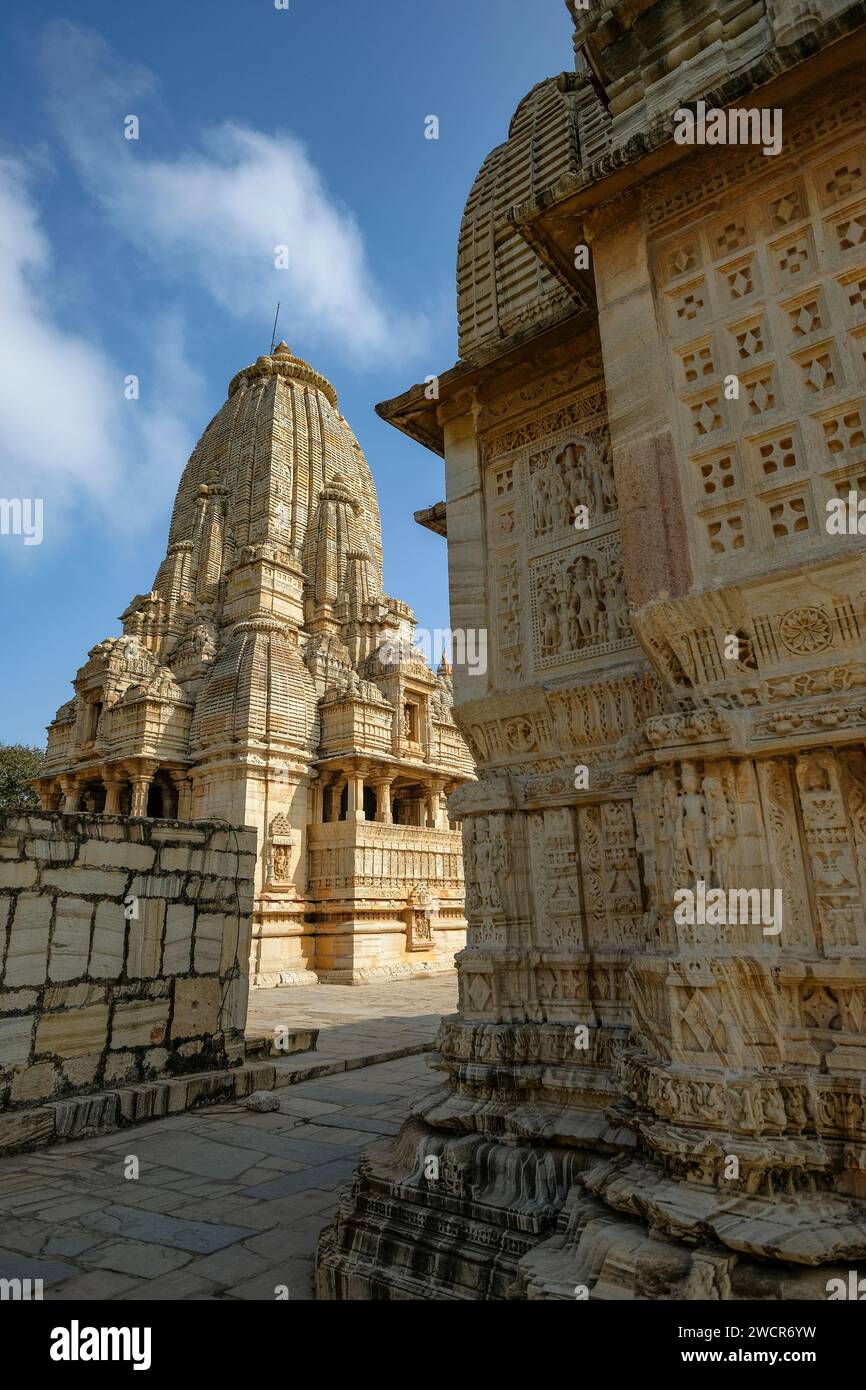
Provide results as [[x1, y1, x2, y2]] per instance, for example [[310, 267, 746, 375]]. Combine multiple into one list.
[[375, 314, 595, 454]]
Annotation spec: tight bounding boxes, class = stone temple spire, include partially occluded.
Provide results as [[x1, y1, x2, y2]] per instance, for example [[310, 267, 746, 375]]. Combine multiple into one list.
[[37, 341, 474, 984]]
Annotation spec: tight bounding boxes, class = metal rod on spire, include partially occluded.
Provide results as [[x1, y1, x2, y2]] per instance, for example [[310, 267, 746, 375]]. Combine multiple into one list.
[[270, 303, 281, 355]]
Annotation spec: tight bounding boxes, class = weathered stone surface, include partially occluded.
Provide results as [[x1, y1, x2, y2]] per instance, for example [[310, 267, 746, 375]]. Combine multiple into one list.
[[110, 1000, 169, 1051], [0, 1013, 35, 1069], [243, 1090, 281, 1112], [3, 895, 51, 987], [89, 901, 126, 979], [11, 1059, 60, 1103], [24, 837, 76, 863], [48, 898, 92, 981], [42, 867, 127, 897], [319, 0, 866, 1303], [172, 976, 221, 1039], [126, 899, 165, 978], [0, 989, 39, 1013], [42, 982, 105, 1011], [0, 1107, 55, 1152], [0, 861, 37, 890], [162, 903, 194, 975], [78, 840, 156, 872], [35, 1004, 110, 1060], [61, 1053, 101, 1088], [191, 913, 225, 975]]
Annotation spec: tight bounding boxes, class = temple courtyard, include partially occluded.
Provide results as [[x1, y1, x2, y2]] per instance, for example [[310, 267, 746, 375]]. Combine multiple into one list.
[[0, 976, 455, 1301]]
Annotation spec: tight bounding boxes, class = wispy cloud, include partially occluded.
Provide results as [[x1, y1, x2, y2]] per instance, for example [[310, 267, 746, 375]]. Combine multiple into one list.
[[0, 156, 119, 507], [0, 156, 203, 549], [39, 21, 430, 366]]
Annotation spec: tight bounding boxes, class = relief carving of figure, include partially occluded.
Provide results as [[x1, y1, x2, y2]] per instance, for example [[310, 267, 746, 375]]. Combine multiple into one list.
[[597, 442, 617, 512], [600, 571, 629, 644], [679, 763, 712, 882], [463, 820, 482, 913], [570, 556, 601, 646], [558, 441, 604, 525], [485, 821, 510, 908], [702, 772, 735, 888], [531, 464, 554, 535], [268, 845, 292, 882], [539, 577, 562, 654]]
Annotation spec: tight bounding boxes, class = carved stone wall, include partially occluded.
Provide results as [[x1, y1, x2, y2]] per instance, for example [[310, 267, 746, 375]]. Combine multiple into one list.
[[318, 2, 866, 1300]]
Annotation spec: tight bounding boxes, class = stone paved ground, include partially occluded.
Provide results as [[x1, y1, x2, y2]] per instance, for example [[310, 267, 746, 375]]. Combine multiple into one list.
[[0, 976, 457, 1301], [245, 974, 457, 1065]]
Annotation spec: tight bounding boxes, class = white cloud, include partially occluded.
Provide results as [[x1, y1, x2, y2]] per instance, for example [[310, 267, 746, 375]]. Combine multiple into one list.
[[0, 156, 203, 546], [0, 157, 119, 506], [40, 22, 430, 366]]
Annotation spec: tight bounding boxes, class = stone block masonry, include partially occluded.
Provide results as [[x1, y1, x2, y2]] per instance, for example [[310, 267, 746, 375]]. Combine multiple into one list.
[[0, 812, 256, 1114]]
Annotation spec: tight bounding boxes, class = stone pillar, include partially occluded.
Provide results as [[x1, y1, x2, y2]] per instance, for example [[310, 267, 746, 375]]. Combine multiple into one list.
[[129, 778, 149, 818], [374, 777, 394, 824], [426, 780, 445, 829], [126, 762, 157, 819], [59, 777, 79, 813], [173, 772, 193, 821], [34, 781, 54, 811], [583, 190, 693, 611], [308, 774, 322, 825], [348, 766, 366, 823], [102, 772, 124, 815]]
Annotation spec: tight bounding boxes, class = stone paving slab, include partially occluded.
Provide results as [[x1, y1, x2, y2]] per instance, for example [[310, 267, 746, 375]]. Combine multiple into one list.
[[9, 1054, 433, 1300], [0, 984, 447, 1295], [245, 975, 456, 1055], [0, 976, 452, 1299], [0, 975, 456, 1158]]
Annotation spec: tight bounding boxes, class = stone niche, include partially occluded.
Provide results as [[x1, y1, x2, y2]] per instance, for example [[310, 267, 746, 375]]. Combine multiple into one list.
[[0, 811, 255, 1141]]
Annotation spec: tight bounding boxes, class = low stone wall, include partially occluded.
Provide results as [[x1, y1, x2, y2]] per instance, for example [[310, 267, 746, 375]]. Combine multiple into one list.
[[0, 812, 256, 1116]]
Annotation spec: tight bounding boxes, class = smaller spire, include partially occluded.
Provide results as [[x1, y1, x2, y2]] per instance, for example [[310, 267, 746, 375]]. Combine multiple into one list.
[[272, 341, 293, 359]]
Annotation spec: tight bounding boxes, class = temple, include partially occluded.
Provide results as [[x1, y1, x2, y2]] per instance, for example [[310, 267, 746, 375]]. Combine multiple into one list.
[[35, 343, 473, 985], [318, 0, 866, 1299]]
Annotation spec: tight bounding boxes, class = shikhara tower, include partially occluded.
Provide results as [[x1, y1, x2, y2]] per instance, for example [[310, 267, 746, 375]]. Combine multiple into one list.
[[37, 343, 473, 984]]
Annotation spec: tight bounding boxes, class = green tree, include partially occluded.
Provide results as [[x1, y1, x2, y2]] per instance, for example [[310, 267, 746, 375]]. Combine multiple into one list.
[[0, 744, 46, 810]]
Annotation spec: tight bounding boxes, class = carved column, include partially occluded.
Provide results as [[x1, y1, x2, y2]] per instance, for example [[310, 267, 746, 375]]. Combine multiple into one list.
[[129, 778, 150, 818], [59, 776, 80, 813], [307, 772, 322, 825], [173, 771, 193, 821], [34, 780, 57, 811], [347, 765, 366, 823], [102, 770, 124, 815], [426, 779, 445, 828], [126, 761, 157, 819], [374, 776, 394, 824]]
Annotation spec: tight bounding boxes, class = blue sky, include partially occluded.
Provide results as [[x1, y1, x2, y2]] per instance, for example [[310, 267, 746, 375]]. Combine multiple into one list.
[[0, 0, 574, 747]]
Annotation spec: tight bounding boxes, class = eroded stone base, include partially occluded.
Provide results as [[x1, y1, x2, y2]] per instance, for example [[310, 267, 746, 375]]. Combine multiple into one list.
[[317, 1118, 866, 1301]]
